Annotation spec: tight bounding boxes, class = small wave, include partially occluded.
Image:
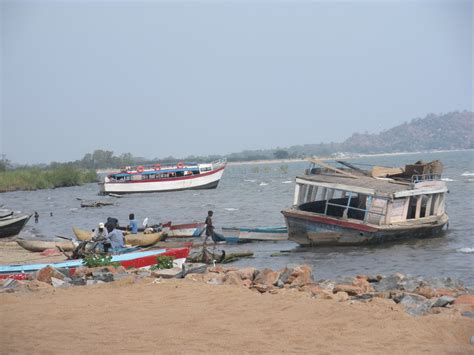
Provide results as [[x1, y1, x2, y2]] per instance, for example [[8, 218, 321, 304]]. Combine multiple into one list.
[[225, 208, 239, 211], [259, 182, 268, 186], [282, 181, 293, 184], [244, 179, 256, 182], [441, 178, 455, 182], [461, 171, 474, 176], [457, 247, 474, 253]]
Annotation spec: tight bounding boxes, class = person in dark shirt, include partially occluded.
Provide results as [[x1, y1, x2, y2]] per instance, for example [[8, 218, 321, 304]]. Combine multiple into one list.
[[204, 210, 225, 245], [204, 210, 214, 245], [34, 212, 39, 223]]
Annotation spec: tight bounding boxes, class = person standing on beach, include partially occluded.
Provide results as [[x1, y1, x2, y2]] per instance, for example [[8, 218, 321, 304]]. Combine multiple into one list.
[[204, 210, 214, 245], [34, 212, 39, 223]]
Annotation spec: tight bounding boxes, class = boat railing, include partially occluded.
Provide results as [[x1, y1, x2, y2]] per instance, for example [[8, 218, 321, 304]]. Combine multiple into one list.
[[411, 174, 442, 183], [212, 159, 227, 169], [322, 193, 386, 224]]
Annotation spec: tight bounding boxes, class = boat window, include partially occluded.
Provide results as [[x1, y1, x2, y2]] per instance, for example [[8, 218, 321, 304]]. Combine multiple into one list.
[[407, 196, 417, 219], [429, 194, 438, 216]]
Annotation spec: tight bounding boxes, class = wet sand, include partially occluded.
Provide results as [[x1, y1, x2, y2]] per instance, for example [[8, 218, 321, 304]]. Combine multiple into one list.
[[1, 278, 473, 354]]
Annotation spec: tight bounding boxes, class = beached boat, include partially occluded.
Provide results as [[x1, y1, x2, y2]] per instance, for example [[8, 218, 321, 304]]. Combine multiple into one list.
[[221, 226, 288, 241], [72, 227, 164, 246], [167, 222, 205, 238], [282, 159, 449, 246], [99, 159, 227, 194], [0, 247, 190, 279], [16, 239, 75, 252], [0, 211, 31, 238]]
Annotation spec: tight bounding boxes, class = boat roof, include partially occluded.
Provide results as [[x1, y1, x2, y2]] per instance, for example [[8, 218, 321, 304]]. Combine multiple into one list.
[[297, 173, 410, 195]]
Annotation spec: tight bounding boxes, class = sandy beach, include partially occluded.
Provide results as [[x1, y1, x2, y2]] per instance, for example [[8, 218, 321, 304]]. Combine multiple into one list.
[[1, 275, 473, 354]]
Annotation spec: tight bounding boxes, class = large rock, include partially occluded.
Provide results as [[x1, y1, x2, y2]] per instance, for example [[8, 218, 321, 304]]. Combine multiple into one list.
[[399, 294, 432, 316], [277, 267, 292, 285], [236, 267, 256, 281], [254, 268, 279, 287], [224, 271, 243, 286], [333, 291, 350, 302], [454, 294, 474, 305], [36, 266, 66, 284], [92, 271, 114, 283], [432, 296, 455, 308], [373, 274, 403, 292], [414, 286, 437, 299], [333, 284, 363, 296], [352, 278, 375, 293], [183, 263, 207, 276], [51, 277, 69, 288], [289, 265, 313, 288], [151, 267, 184, 279]]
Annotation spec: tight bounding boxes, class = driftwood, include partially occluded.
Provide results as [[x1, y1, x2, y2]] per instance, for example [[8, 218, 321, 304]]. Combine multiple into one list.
[[187, 247, 253, 264], [80, 201, 114, 208]]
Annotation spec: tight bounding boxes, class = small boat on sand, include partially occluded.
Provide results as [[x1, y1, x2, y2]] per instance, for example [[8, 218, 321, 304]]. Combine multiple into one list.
[[72, 227, 164, 247], [100, 159, 227, 194], [282, 159, 449, 246], [0, 211, 31, 238], [16, 239, 75, 252], [167, 222, 205, 238], [0, 247, 190, 280], [221, 226, 288, 241]]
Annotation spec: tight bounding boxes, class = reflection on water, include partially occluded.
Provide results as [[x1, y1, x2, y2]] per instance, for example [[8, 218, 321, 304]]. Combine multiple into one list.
[[1, 150, 473, 286]]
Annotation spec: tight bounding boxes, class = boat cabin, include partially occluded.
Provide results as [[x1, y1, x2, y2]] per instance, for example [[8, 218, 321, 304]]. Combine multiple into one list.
[[292, 160, 448, 226], [107, 162, 211, 183]]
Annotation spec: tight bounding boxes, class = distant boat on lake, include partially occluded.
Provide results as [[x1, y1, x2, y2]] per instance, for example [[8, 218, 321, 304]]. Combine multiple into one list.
[[0, 210, 31, 239], [100, 159, 226, 194]]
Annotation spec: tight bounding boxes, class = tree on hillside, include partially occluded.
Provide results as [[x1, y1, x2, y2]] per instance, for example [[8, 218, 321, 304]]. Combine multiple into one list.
[[274, 150, 289, 159]]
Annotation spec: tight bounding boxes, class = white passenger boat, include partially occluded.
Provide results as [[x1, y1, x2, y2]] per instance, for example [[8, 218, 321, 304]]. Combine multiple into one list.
[[100, 159, 226, 194]]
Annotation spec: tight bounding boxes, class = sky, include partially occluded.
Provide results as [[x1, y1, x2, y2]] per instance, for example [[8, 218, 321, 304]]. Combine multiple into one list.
[[0, 0, 472, 164]]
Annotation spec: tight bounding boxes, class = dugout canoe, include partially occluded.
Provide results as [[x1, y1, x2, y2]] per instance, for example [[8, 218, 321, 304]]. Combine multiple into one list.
[[72, 227, 164, 246], [16, 239, 75, 252]]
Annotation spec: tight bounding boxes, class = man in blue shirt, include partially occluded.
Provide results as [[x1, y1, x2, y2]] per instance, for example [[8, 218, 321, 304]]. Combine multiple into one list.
[[128, 213, 138, 234]]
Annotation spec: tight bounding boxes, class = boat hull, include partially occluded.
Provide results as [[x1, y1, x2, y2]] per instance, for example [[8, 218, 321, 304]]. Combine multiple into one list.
[[100, 167, 225, 194], [168, 223, 205, 238], [17, 239, 75, 252], [222, 227, 288, 241], [282, 209, 448, 246], [0, 214, 31, 238], [0, 247, 190, 279]]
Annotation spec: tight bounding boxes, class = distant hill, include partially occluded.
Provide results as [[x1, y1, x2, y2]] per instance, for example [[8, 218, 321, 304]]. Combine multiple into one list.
[[339, 111, 474, 154]]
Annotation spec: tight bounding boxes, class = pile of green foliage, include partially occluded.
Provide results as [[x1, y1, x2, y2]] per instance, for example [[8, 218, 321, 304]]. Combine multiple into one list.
[[150, 255, 175, 270], [82, 254, 119, 268]]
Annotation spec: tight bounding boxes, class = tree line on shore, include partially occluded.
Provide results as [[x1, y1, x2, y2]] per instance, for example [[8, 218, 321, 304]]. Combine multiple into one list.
[[0, 110, 472, 192]]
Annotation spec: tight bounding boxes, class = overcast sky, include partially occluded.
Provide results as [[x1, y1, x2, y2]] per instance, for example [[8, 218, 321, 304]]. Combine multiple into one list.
[[1, 0, 472, 164]]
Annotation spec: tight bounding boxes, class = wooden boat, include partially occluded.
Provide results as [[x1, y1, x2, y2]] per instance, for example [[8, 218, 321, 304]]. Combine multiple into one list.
[[117, 221, 171, 234], [99, 159, 227, 194], [0, 212, 31, 238], [281, 159, 449, 246], [221, 226, 288, 241], [0, 247, 190, 280], [167, 222, 205, 238], [16, 239, 75, 252], [72, 227, 93, 241], [72, 227, 164, 247], [124, 231, 165, 247]]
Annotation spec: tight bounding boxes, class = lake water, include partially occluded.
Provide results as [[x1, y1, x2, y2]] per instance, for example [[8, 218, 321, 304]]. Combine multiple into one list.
[[1, 151, 473, 286]]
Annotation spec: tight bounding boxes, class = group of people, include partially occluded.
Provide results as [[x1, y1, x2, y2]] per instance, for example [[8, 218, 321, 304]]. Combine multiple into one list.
[[91, 213, 139, 253]]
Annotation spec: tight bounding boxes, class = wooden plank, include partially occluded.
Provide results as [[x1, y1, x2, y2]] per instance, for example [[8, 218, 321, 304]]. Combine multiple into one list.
[[306, 158, 359, 179]]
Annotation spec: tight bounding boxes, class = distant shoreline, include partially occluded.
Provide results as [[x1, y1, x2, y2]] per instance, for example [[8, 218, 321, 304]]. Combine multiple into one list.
[[227, 148, 473, 166]]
